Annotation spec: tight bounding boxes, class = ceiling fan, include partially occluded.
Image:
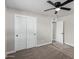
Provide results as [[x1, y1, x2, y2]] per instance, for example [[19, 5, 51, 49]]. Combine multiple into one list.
[[44, 0, 74, 14]]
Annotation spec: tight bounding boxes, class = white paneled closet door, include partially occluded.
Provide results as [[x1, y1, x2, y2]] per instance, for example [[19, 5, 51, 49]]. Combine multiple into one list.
[[15, 15, 37, 51], [15, 15, 27, 51], [27, 16, 37, 48]]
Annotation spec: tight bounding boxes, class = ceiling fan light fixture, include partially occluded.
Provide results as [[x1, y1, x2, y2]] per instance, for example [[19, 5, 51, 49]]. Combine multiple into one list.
[[55, 8, 61, 11]]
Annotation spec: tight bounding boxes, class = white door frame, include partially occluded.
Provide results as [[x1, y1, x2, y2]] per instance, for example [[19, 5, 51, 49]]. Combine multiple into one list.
[[51, 18, 57, 42], [51, 19, 64, 44], [51, 20, 54, 42], [14, 14, 37, 51]]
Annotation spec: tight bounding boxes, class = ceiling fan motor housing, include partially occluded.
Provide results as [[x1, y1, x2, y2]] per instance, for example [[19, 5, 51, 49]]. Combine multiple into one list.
[[55, 2, 61, 7]]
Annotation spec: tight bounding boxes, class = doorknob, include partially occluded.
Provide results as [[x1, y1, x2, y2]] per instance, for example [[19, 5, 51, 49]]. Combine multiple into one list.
[[61, 33, 64, 34], [34, 33, 36, 35], [16, 34, 18, 37]]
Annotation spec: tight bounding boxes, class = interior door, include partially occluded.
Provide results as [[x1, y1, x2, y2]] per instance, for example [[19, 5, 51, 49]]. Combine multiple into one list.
[[27, 16, 37, 48], [56, 21, 64, 44], [15, 15, 27, 51], [15, 15, 37, 51]]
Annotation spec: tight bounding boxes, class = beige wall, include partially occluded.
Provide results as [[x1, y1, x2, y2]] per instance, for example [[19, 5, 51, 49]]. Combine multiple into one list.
[[5, 8, 15, 52], [64, 14, 74, 46], [5, 8, 53, 52], [58, 14, 74, 46]]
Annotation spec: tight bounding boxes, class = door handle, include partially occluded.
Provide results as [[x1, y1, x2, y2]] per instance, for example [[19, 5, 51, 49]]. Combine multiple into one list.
[[16, 34, 18, 37], [34, 33, 36, 35], [61, 33, 64, 34]]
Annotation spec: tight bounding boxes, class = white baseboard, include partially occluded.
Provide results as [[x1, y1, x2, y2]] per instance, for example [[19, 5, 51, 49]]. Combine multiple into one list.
[[37, 42, 52, 47], [64, 42, 74, 47], [6, 50, 16, 55]]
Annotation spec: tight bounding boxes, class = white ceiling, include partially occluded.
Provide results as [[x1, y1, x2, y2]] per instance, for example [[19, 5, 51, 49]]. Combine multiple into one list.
[[5, 0, 74, 17]]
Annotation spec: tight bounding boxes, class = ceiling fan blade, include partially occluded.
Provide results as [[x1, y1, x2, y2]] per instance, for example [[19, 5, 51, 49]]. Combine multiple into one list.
[[47, 1, 55, 7], [61, 7, 71, 10], [55, 11, 57, 14], [44, 8, 55, 11], [61, 0, 74, 6]]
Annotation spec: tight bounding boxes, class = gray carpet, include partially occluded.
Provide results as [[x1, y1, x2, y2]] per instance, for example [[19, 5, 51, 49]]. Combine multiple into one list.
[[6, 44, 74, 59]]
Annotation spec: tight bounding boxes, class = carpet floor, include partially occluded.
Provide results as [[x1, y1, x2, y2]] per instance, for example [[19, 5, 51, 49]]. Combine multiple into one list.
[[6, 43, 74, 59]]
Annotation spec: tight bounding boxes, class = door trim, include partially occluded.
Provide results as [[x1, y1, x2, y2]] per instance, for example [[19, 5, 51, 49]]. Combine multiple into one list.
[[51, 20, 53, 42], [51, 19, 57, 42], [51, 20, 64, 44]]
